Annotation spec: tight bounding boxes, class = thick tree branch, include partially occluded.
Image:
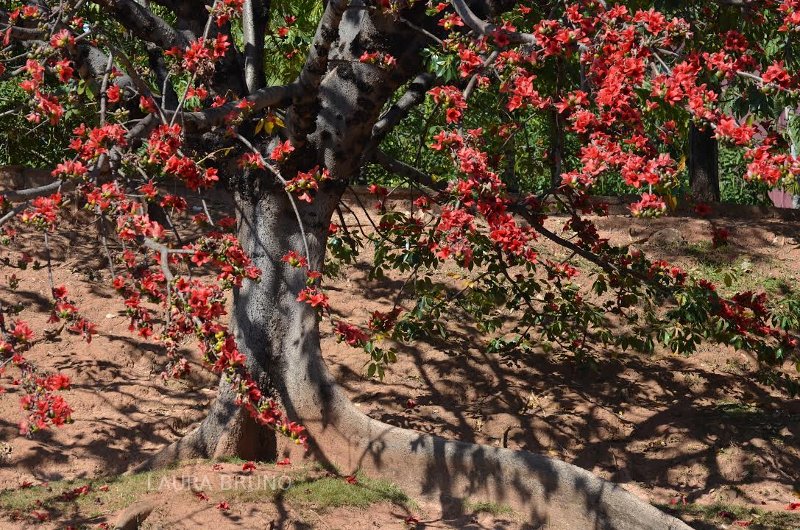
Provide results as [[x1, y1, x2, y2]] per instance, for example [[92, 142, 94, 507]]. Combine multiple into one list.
[[1, 180, 64, 202], [74, 41, 134, 90], [0, 24, 45, 41], [286, 0, 347, 147], [242, 0, 269, 93], [364, 72, 437, 159], [372, 149, 443, 192], [167, 82, 297, 131], [0, 203, 28, 228], [146, 43, 179, 109], [451, 0, 535, 45], [93, 0, 190, 49]]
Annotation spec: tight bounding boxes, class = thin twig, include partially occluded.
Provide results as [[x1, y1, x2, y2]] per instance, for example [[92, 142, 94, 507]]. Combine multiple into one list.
[[99, 52, 114, 125], [99, 214, 116, 278], [43, 232, 55, 295]]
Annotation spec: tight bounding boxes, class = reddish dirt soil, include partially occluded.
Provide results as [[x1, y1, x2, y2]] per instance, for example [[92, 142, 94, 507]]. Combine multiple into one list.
[[0, 189, 799, 529]]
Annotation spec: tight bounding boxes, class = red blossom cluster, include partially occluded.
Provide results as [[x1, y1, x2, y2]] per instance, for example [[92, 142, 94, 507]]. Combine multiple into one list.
[[297, 286, 329, 310], [359, 51, 397, 69], [629, 193, 667, 218], [0, 282, 84, 435], [285, 165, 329, 203], [167, 34, 231, 74], [428, 130, 539, 265], [334, 321, 370, 347], [69, 123, 127, 160], [270, 139, 294, 163], [212, 0, 244, 27], [281, 250, 308, 268], [20, 193, 62, 230], [49, 286, 97, 343], [428, 86, 467, 124]]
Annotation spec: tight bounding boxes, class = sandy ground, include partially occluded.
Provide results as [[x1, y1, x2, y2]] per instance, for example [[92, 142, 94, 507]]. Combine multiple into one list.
[[0, 191, 799, 528]]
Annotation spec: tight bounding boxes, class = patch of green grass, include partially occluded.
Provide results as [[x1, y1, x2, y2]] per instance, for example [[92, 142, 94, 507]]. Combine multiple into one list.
[[762, 277, 796, 296], [685, 241, 715, 257], [283, 472, 413, 510], [660, 502, 800, 530], [686, 254, 797, 299], [462, 499, 517, 518], [214, 455, 249, 465], [688, 256, 753, 292], [713, 399, 761, 416], [0, 461, 412, 522], [0, 469, 173, 519]]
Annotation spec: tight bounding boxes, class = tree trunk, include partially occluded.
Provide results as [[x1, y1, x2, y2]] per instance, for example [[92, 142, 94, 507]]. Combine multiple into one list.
[[137, 183, 691, 529], [689, 123, 720, 203], [550, 107, 564, 188], [132, 4, 691, 524]]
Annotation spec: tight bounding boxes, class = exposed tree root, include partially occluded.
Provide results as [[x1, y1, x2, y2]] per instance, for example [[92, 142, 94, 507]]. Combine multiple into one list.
[[136, 357, 689, 529], [111, 499, 156, 530], [130, 383, 275, 473], [276, 357, 690, 529]]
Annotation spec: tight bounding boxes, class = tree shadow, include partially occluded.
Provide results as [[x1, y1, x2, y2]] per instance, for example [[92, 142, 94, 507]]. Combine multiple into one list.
[[306, 204, 800, 528]]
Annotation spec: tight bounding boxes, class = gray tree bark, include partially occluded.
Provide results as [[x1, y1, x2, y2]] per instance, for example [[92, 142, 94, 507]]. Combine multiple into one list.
[[689, 123, 720, 203]]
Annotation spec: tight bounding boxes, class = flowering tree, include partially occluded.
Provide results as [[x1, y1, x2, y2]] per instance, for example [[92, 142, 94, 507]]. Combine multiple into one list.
[[2, 0, 800, 527]]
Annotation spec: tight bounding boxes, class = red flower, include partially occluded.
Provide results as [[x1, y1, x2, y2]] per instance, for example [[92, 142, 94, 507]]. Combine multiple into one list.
[[334, 321, 369, 347], [141, 182, 160, 202], [140, 96, 157, 113], [715, 117, 754, 145], [281, 251, 308, 268], [50, 29, 74, 48], [445, 107, 462, 124], [239, 152, 265, 170], [52, 160, 87, 180], [69, 319, 97, 343], [694, 203, 712, 217], [285, 166, 328, 203], [10, 320, 34, 342], [106, 85, 121, 103], [270, 140, 294, 162], [712, 226, 729, 247], [297, 287, 329, 309], [629, 193, 667, 218], [54, 60, 74, 83], [369, 184, 388, 197], [438, 13, 463, 30], [242, 461, 256, 472]]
